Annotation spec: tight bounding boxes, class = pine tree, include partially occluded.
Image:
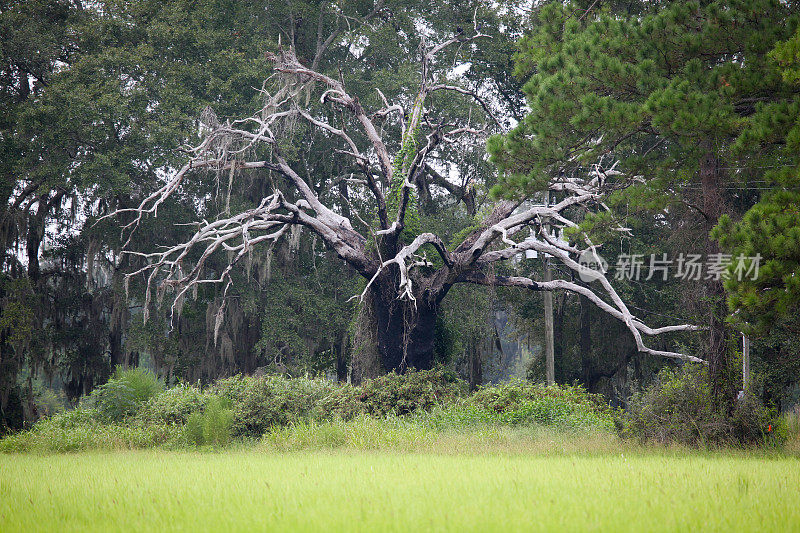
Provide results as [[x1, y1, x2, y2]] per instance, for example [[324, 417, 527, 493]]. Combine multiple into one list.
[[714, 26, 800, 336], [489, 0, 800, 401]]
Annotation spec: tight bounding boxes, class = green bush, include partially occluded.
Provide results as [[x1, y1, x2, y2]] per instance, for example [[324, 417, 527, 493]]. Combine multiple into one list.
[[138, 383, 208, 424], [89, 367, 164, 422], [185, 396, 234, 447], [500, 396, 607, 427], [319, 367, 469, 420], [22, 381, 67, 420], [623, 366, 778, 446], [16, 366, 792, 453], [0, 415, 181, 453], [420, 381, 615, 430], [217, 375, 336, 437], [783, 405, 800, 453], [469, 381, 609, 413], [217, 368, 467, 437], [210, 375, 251, 404], [40, 406, 101, 428], [785, 404, 800, 439]]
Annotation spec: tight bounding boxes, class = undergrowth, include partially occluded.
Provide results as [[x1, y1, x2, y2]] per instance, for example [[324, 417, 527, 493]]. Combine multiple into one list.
[[1, 366, 792, 454]]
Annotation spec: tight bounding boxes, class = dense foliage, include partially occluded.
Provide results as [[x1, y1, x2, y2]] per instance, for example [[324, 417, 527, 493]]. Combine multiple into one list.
[[0, 368, 616, 452], [0, 0, 798, 446], [489, 0, 800, 401], [713, 26, 800, 338], [623, 366, 781, 446], [5, 366, 796, 453]]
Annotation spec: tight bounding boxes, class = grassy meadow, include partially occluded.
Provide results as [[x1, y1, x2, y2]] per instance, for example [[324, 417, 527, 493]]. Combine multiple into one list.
[[3, 370, 799, 531], [1, 445, 799, 532]]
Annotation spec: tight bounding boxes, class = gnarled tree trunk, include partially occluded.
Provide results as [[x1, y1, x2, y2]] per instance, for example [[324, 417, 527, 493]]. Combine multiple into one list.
[[370, 278, 438, 372]]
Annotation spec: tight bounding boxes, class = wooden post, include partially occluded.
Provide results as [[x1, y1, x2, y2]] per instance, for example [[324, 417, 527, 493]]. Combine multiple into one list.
[[544, 259, 555, 385], [742, 333, 750, 391], [543, 191, 555, 385]]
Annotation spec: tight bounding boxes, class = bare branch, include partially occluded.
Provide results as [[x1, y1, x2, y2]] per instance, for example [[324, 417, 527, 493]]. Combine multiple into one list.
[[269, 49, 394, 183], [429, 84, 502, 128], [356, 232, 453, 305], [294, 106, 388, 226], [455, 270, 705, 363], [372, 88, 404, 121], [466, 193, 595, 262]]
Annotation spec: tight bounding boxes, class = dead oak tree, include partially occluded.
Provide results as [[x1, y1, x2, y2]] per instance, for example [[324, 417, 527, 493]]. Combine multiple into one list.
[[109, 32, 704, 373]]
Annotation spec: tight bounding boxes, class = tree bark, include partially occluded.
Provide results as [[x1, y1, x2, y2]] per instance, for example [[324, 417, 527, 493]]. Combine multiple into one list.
[[700, 147, 732, 405], [742, 334, 750, 391], [0, 325, 25, 432], [617, 348, 631, 408], [108, 270, 126, 369], [26, 191, 65, 282], [370, 281, 438, 372], [553, 293, 565, 383], [335, 332, 348, 383], [25, 200, 46, 282]]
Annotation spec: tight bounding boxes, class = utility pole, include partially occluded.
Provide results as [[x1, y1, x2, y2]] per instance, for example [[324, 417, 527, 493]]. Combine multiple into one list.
[[544, 257, 555, 385], [543, 191, 555, 385]]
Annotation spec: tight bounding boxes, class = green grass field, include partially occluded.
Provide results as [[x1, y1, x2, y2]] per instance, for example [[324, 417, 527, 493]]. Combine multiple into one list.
[[2, 449, 799, 532]]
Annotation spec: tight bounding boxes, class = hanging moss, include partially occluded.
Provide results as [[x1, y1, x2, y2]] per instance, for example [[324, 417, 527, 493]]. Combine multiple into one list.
[[386, 98, 423, 243]]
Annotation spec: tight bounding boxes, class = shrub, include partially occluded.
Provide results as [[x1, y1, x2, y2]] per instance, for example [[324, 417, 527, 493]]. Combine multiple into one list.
[[89, 367, 164, 422], [0, 415, 181, 453], [785, 404, 800, 439], [623, 365, 778, 446], [185, 395, 234, 447], [137, 383, 208, 424], [210, 375, 251, 404], [23, 381, 67, 420], [218, 375, 336, 437], [731, 391, 783, 445], [41, 406, 101, 428], [319, 367, 469, 420], [220, 368, 467, 437], [499, 396, 609, 427], [783, 405, 800, 453], [468, 381, 609, 414], [420, 381, 615, 430]]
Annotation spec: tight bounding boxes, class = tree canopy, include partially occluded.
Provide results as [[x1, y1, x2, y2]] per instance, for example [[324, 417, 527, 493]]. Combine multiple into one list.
[[489, 0, 800, 398], [2, 0, 799, 430]]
